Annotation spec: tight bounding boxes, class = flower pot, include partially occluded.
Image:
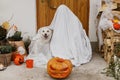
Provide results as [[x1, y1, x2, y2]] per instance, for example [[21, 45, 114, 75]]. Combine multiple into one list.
[[8, 40, 25, 48], [8, 40, 27, 55], [0, 53, 12, 67]]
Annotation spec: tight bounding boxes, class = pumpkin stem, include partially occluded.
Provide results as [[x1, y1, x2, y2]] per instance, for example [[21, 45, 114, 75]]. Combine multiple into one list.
[[57, 58, 64, 62]]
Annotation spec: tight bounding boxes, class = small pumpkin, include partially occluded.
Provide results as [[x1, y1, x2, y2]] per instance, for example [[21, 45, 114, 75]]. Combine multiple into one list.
[[14, 54, 24, 65], [47, 57, 73, 79], [113, 23, 120, 30]]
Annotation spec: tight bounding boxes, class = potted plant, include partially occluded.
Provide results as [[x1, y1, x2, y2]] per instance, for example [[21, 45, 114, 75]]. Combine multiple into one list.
[[7, 31, 23, 41], [7, 31, 25, 47], [0, 41, 16, 67], [7, 25, 23, 47], [7, 25, 27, 57]]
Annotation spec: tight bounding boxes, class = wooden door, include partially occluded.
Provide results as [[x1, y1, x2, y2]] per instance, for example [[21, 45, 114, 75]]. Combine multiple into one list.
[[36, 0, 89, 34]]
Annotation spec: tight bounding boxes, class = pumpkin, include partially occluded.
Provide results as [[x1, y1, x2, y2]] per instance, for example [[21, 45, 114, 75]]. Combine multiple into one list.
[[47, 57, 73, 79], [113, 23, 120, 30], [14, 54, 24, 65]]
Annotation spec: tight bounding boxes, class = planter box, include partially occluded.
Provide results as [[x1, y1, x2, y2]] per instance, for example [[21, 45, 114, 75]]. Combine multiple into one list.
[[0, 53, 12, 67]]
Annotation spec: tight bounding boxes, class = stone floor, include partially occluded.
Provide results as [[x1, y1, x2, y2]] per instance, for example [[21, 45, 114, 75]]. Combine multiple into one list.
[[0, 52, 115, 80]]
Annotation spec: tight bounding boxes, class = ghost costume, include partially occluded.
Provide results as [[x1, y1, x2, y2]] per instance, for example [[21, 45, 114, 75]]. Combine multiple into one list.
[[49, 5, 92, 66]]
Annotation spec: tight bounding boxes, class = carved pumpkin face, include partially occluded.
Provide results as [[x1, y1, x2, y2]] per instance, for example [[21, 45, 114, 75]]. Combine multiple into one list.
[[47, 57, 73, 79], [14, 54, 24, 65]]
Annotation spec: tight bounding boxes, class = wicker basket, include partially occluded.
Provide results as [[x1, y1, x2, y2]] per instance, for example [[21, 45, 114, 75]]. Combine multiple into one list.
[[0, 53, 12, 67], [101, 28, 120, 63]]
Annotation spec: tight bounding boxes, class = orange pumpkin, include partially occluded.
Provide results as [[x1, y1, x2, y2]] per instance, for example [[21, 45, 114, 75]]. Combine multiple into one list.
[[47, 57, 73, 79], [14, 54, 24, 65]]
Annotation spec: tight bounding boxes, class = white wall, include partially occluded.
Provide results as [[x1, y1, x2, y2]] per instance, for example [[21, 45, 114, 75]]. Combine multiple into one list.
[[0, 0, 100, 42], [0, 0, 36, 38], [89, 0, 101, 42]]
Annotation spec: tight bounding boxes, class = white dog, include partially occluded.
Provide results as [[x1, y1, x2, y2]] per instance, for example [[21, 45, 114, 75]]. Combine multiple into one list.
[[26, 27, 53, 67], [29, 27, 53, 54], [32, 27, 53, 43]]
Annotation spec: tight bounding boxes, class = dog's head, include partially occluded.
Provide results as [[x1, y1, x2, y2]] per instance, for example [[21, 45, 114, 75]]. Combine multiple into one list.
[[38, 27, 53, 40], [32, 27, 53, 42]]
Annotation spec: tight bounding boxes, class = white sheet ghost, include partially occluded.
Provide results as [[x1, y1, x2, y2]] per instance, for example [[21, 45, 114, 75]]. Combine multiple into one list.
[[49, 5, 92, 66]]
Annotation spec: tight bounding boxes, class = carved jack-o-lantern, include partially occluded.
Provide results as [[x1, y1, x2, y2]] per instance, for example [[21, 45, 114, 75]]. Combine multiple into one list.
[[47, 57, 73, 79], [14, 54, 24, 65]]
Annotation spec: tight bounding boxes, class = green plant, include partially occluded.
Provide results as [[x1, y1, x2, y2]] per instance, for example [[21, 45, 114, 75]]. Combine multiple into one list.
[[103, 56, 120, 80], [7, 31, 23, 41], [102, 43, 120, 80], [0, 40, 16, 54], [0, 26, 7, 40], [0, 45, 16, 54], [0, 45, 12, 54]]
